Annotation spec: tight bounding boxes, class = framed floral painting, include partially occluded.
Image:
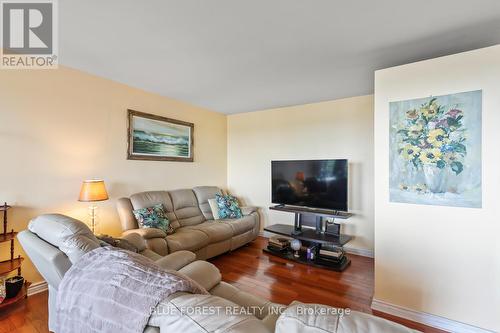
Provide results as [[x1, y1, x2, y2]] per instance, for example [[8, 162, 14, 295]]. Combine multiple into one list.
[[389, 90, 482, 208]]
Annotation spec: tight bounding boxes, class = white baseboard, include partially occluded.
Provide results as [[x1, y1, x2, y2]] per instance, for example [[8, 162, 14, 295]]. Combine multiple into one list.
[[371, 298, 494, 333], [259, 231, 374, 258], [343, 247, 374, 258], [28, 281, 48, 296]]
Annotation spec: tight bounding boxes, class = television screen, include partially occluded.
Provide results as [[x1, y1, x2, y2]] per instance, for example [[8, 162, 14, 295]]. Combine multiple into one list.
[[271, 159, 348, 211]]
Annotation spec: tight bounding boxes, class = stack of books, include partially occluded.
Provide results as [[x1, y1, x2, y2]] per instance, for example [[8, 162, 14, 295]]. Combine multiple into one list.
[[267, 236, 291, 252], [317, 246, 345, 263]]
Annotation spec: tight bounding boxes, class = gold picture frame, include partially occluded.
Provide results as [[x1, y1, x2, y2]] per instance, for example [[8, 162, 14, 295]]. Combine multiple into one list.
[[127, 109, 194, 162]]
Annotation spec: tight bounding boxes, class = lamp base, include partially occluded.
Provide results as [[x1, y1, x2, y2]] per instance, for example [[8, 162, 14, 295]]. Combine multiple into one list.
[[88, 205, 98, 234]]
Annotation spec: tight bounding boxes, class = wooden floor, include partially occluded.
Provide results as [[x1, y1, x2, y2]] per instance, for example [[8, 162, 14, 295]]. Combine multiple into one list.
[[210, 237, 447, 333], [0, 291, 49, 333], [0, 237, 446, 333]]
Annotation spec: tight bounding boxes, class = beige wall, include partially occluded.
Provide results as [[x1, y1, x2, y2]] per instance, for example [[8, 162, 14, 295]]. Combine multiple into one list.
[[227, 95, 374, 253], [0, 67, 227, 284], [374, 45, 500, 331]]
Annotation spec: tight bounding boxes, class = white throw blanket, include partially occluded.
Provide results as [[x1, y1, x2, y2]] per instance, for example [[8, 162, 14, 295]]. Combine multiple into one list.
[[56, 246, 208, 333]]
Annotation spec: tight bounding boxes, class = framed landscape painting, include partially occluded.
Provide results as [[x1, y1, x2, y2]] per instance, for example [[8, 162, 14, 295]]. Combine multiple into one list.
[[389, 90, 482, 208], [127, 109, 194, 162]]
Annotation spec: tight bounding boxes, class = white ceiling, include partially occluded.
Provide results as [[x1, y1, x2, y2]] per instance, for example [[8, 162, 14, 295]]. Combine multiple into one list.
[[60, 1, 500, 114]]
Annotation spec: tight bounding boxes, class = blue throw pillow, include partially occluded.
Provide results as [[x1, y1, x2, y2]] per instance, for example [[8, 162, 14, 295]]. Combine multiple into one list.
[[132, 203, 174, 234], [215, 194, 242, 219]]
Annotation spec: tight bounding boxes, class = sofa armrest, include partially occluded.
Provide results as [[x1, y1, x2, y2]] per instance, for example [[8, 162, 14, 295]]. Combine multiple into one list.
[[179, 261, 222, 291], [123, 228, 167, 239], [241, 206, 258, 216], [123, 228, 169, 256], [121, 233, 147, 252], [155, 251, 196, 271]]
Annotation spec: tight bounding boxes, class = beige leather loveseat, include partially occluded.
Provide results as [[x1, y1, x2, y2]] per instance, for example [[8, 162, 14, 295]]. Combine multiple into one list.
[[19, 214, 417, 333], [117, 186, 259, 259]]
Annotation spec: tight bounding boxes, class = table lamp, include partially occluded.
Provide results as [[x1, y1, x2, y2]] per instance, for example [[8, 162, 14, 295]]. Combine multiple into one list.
[[78, 180, 109, 233]]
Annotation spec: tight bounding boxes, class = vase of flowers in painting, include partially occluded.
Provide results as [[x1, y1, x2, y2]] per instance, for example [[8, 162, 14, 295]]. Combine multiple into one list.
[[423, 165, 449, 193], [396, 98, 466, 195]]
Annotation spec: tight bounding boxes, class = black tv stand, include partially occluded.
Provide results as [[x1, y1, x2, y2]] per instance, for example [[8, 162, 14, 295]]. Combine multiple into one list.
[[269, 205, 352, 236], [264, 205, 353, 271]]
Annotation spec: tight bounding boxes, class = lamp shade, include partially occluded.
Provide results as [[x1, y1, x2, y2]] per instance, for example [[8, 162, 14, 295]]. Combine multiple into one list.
[[78, 180, 109, 202]]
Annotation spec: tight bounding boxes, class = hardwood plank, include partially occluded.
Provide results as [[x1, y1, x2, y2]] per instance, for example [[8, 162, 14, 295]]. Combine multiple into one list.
[[0, 292, 49, 333]]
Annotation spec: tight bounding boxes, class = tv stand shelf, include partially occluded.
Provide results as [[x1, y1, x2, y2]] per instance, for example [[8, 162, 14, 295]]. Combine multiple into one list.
[[263, 247, 350, 272], [264, 224, 352, 246], [270, 205, 352, 219]]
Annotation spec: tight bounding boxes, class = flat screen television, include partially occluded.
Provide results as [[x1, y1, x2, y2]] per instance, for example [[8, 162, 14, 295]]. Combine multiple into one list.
[[271, 159, 348, 211]]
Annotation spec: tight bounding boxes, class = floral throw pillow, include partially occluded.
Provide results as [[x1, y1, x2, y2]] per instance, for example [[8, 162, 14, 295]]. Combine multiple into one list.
[[215, 194, 242, 219], [132, 203, 174, 234]]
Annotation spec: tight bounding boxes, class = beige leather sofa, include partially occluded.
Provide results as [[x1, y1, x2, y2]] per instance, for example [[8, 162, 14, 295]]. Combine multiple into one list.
[[117, 186, 260, 259], [18, 214, 417, 333]]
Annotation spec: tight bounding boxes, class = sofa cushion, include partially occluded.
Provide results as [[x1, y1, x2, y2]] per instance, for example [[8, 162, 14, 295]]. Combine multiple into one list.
[[130, 191, 180, 229], [193, 186, 223, 220], [211, 281, 285, 321], [169, 189, 206, 227], [219, 215, 256, 235], [184, 221, 233, 243], [166, 228, 209, 252], [151, 294, 271, 333]]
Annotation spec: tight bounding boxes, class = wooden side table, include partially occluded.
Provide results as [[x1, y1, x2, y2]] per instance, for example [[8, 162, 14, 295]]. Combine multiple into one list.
[[0, 203, 30, 309]]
